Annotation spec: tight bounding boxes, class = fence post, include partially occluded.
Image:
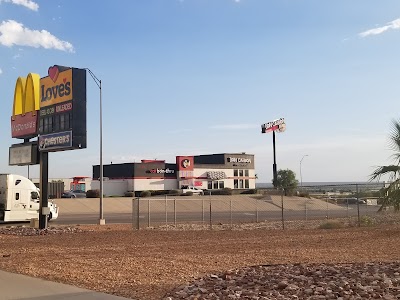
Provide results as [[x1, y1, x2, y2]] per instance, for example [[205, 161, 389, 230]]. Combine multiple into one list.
[[209, 199, 212, 230], [147, 198, 150, 228], [326, 198, 329, 219], [305, 198, 308, 221], [255, 198, 259, 223], [174, 198, 177, 226], [202, 197, 205, 223], [132, 197, 140, 230], [209, 191, 212, 230], [230, 199, 232, 227], [281, 189, 285, 230], [357, 184, 360, 227], [165, 194, 168, 226]]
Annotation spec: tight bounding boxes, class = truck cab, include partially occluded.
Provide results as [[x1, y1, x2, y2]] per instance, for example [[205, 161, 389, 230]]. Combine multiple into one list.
[[0, 174, 58, 222]]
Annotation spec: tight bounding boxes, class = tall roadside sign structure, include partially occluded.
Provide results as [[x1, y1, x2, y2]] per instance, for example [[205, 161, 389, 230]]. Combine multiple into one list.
[[10, 65, 87, 229], [261, 118, 286, 188]]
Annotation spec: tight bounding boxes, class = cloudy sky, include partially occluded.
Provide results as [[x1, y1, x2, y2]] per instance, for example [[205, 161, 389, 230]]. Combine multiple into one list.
[[1, 0, 400, 183]]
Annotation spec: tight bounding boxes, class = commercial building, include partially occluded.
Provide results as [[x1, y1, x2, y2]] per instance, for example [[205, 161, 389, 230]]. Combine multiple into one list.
[[92, 153, 255, 196]]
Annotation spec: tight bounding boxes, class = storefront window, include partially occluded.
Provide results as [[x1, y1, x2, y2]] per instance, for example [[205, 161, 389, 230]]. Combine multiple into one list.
[[239, 170, 244, 177], [208, 181, 225, 189], [234, 179, 238, 189], [239, 179, 244, 189], [234, 169, 238, 176], [245, 179, 249, 188], [245, 170, 249, 177]]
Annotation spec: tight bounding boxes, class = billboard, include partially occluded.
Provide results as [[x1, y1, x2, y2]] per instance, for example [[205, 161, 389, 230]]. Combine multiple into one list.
[[38, 65, 87, 152], [11, 73, 40, 139], [261, 118, 286, 133]]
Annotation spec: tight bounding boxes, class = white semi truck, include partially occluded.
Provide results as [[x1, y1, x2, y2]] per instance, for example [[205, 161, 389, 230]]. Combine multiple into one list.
[[0, 174, 59, 222]]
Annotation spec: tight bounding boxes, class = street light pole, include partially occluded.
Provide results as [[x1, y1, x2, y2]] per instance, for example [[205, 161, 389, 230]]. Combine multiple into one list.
[[300, 154, 309, 188], [85, 68, 105, 225]]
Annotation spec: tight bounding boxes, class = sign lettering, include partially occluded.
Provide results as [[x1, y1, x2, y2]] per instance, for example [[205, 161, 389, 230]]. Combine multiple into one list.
[[40, 68, 73, 107], [38, 131, 72, 151], [227, 157, 252, 163], [148, 168, 175, 174]]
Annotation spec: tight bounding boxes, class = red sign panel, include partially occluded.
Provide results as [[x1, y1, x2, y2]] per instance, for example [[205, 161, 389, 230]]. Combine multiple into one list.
[[176, 156, 194, 171], [11, 113, 38, 138]]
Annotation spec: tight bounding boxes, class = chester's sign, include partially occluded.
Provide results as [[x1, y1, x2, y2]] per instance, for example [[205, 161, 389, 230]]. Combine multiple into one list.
[[11, 73, 40, 138], [38, 131, 72, 151]]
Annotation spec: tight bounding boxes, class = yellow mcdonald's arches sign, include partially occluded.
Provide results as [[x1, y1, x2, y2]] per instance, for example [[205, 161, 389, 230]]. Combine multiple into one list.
[[11, 73, 40, 138]]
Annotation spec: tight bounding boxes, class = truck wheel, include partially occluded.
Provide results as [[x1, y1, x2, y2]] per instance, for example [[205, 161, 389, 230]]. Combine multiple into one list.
[[48, 213, 52, 222]]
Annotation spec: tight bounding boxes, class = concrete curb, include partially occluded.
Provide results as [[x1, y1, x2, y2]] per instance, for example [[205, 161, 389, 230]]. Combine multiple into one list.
[[0, 270, 130, 300]]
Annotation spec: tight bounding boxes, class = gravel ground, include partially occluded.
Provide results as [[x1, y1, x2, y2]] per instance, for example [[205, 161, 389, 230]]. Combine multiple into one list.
[[0, 216, 400, 299], [164, 263, 400, 299]]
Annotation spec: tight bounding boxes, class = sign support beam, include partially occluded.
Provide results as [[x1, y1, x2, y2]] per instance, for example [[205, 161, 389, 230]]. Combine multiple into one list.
[[272, 131, 277, 188], [39, 151, 49, 229]]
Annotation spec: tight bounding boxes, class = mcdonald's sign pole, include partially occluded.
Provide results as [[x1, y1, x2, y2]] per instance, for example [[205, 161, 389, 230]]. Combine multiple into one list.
[[261, 118, 286, 188], [39, 152, 49, 229]]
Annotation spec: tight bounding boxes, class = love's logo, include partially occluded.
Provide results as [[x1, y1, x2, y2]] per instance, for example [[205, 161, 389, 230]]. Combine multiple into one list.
[[48, 66, 59, 82]]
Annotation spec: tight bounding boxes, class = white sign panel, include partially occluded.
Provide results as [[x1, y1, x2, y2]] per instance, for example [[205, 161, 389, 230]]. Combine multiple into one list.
[[261, 118, 286, 133], [9, 144, 38, 165]]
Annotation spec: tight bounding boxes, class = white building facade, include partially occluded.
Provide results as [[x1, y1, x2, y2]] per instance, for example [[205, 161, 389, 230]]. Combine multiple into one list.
[[91, 153, 256, 196]]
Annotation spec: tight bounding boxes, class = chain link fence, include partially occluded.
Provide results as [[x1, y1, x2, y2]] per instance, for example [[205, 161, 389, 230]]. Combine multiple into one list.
[[131, 183, 390, 230]]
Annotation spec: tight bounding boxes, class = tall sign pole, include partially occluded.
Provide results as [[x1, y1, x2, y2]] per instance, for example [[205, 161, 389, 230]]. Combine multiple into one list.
[[39, 151, 49, 229], [272, 131, 277, 187], [261, 118, 286, 188]]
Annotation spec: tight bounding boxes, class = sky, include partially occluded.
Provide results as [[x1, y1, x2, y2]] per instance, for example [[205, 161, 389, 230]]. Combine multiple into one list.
[[0, 0, 400, 183]]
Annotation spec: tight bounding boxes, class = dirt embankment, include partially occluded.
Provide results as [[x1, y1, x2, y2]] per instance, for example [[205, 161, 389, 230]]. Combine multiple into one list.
[[0, 224, 400, 299]]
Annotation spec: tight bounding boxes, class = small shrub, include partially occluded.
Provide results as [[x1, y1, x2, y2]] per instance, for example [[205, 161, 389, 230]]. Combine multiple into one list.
[[124, 191, 135, 197], [150, 190, 169, 196], [86, 189, 100, 198], [219, 188, 233, 195], [205, 188, 233, 195], [359, 215, 375, 227], [318, 221, 343, 229], [181, 191, 193, 196], [169, 189, 181, 196], [241, 189, 258, 194], [298, 191, 310, 198], [140, 190, 151, 198]]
